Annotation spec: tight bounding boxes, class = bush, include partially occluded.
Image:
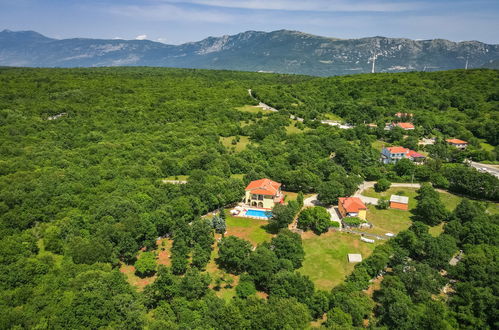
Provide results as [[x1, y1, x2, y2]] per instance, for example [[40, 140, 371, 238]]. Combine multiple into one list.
[[330, 221, 340, 228], [377, 198, 390, 210], [216, 236, 252, 274], [342, 217, 363, 227], [297, 207, 331, 235], [135, 252, 157, 277], [374, 179, 391, 192], [236, 274, 256, 298]]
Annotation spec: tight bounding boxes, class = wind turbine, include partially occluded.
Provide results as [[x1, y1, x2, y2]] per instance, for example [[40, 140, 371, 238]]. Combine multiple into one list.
[[369, 50, 381, 73]]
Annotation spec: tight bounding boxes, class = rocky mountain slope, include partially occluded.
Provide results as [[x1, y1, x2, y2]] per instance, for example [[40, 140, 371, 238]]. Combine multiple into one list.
[[1, 29, 498, 76]]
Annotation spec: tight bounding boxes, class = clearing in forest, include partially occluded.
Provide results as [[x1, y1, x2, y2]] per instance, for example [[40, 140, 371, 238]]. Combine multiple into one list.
[[299, 231, 379, 291]]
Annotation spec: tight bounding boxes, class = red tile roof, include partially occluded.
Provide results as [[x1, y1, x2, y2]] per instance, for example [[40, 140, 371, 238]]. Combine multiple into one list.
[[396, 122, 415, 129], [339, 197, 367, 213], [386, 146, 409, 154], [446, 139, 468, 144], [245, 178, 281, 196], [407, 150, 425, 158]]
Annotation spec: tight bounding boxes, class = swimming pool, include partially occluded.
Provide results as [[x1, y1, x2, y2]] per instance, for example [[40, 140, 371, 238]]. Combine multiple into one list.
[[244, 209, 272, 219]]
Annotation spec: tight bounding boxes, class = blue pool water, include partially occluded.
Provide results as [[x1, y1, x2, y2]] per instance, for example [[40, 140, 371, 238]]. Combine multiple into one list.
[[245, 209, 272, 219]]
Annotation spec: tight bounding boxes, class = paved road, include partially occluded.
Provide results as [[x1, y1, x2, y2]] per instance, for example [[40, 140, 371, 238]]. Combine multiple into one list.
[[303, 194, 320, 207], [469, 161, 499, 178]]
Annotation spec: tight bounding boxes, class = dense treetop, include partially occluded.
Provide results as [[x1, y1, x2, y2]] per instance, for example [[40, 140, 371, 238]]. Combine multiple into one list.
[[0, 67, 497, 328], [253, 69, 499, 145]]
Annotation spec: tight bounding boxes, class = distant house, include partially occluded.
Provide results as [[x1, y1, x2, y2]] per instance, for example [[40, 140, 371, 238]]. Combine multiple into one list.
[[390, 195, 409, 210], [381, 146, 426, 164], [394, 112, 413, 119], [348, 253, 363, 263], [244, 178, 283, 209], [446, 138, 468, 150], [338, 197, 367, 220], [385, 122, 415, 130]]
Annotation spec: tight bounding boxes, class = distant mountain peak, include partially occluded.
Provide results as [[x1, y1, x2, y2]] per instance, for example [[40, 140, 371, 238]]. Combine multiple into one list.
[[0, 29, 497, 75]]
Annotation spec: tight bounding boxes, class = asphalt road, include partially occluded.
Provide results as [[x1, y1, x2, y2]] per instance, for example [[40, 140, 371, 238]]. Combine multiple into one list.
[[469, 161, 499, 178]]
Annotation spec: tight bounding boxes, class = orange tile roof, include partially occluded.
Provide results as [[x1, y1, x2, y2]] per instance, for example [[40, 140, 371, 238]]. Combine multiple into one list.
[[396, 122, 415, 129], [386, 146, 409, 154], [339, 197, 367, 213], [446, 138, 468, 144], [245, 178, 281, 196], [407, 150, 425, 158]]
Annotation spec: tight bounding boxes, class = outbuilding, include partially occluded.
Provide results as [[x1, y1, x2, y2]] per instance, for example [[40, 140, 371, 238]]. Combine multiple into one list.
[[390, 195, 409, 210], [348, 254, 363, 263]]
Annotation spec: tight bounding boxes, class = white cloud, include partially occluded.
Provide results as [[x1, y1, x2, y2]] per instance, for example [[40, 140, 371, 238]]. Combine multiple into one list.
[[157, 0, 423, 12], [157, 37, 168, 43], [135, 34, 148, 40], [108, 4, 234, 23]]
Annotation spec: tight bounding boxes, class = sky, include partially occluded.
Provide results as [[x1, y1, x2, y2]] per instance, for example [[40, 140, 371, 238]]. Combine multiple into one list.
[[1, 0, 499, 44]]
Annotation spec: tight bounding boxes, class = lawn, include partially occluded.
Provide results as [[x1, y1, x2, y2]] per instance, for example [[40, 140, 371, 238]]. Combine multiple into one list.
[[120, 238, 172, 291], [371, 140, 389, 152], [299, 231, 379, 291], [365, 206, 413, 235], [230, 173, 245, 181], [324, 113, 343, 121], [224, 215, 272, 245], [205, 247, 240, 301], [487, 202, 499, 215], [220, 136, 251, 152], [362, 187, 462, 211], [362, 187, 465, 235], [282, 191, 314, 202], [235, 105, 268, 114], [285, 123, 308, 135], [480, 142, 494, 152]]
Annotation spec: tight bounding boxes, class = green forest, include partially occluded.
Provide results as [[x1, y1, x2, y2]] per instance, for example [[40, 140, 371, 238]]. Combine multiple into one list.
[[0, 67, 498, 329]]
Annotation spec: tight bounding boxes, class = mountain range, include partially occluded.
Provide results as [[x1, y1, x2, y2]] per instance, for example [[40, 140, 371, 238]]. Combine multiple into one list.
[[1, 29, 498, 76]]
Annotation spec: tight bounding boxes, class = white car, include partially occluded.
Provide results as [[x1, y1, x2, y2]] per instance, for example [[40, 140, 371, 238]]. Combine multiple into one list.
[[385, 233, 395, 237]]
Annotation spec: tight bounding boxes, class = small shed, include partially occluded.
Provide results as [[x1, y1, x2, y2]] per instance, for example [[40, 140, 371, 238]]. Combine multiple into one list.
[[390, 195, 409, 210], [348, 254, 363, 263]]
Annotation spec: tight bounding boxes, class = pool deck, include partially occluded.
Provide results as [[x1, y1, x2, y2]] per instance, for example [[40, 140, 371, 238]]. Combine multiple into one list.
[[231, 205, 272, 220]]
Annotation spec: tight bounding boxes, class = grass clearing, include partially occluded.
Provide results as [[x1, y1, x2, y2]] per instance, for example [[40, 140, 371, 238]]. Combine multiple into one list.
[[230, 173, 245, 181], [362, 187, 464, 235], [486, 202, 499, 215], [224, 215, 272, 245], [371, 140, 388, 151], [285, 123, 309, 135], [220, 136, 251, 152], [480, 142, 494, 152], [299, 231, 379, 291], [120, 239, 173, 291], [282, 191, 314, 202], [362, 187, 462, 211], [236, 105, 267, 114], [365, 206, 412, 235], [429, 223, 445, 237], [324, 113, 343, 121]]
